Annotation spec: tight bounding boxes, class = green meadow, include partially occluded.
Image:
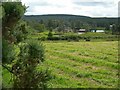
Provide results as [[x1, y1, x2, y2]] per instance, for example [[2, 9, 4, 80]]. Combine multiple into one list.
[[42, 41, 118, 88], [3, 41, 118, 88]]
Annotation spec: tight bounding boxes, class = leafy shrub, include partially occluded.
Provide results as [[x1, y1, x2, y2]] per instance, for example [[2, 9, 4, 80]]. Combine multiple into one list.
[[2, 39, 20, 64], [38, 36, 47, 41], [2, 2, 51, 89], [85, 37, 91, 41], [47, 31, 53, 40], [48, 36, 61, 40], [13, 40, 51, 88]]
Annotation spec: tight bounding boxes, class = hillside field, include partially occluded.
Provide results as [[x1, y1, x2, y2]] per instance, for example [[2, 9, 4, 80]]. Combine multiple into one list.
[[3, 41, 118, 88]]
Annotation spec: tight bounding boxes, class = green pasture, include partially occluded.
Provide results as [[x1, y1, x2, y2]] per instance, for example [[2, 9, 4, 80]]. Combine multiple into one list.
[[3, 41, 119, 88]]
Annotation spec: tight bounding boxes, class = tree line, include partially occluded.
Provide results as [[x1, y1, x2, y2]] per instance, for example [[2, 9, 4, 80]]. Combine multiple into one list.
[[24, 14, 119, 34]]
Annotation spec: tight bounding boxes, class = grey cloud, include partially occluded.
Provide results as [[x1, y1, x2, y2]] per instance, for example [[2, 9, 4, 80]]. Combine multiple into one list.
[[27, 1, 65, 8], [30, 2, 51, 6], [73, 6, 81, 10], [26, 1, 65, 14], [73, 1, 113, 7], [24, 1, 51, 13]]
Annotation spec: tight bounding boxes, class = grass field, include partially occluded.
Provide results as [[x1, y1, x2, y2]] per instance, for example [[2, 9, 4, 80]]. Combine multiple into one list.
[[42, 41, 118, 88], [3, 41, 118, 88]]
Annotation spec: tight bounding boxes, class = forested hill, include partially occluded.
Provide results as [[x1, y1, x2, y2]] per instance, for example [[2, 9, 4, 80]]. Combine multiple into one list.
[[23, 14, 91, 23], [23, 14, 91, 20], [23, 14, 118, 28]]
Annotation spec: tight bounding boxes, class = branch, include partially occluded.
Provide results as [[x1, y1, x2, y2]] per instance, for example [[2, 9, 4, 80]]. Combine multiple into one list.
[[2, 64, 14, 74]]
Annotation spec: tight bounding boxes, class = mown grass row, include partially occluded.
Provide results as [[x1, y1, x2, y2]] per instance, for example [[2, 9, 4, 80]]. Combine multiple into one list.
[[41, 41, 118, 88]]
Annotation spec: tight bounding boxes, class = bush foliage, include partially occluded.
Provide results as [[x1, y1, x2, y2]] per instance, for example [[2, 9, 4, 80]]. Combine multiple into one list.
[[2, 2, 51, 88]]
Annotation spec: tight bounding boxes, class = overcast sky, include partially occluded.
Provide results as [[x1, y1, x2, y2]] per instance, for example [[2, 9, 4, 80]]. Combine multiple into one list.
[[21, 0, 119, 17]]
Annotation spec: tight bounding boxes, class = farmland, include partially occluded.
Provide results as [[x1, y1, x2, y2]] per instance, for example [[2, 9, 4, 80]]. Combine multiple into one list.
[[3, 41, 118, 88], [2, 2, 119, 89], [39, 41, 118, 88]]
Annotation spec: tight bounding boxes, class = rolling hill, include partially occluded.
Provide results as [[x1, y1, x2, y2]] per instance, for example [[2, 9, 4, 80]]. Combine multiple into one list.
[[23, 14, 118, 26]]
